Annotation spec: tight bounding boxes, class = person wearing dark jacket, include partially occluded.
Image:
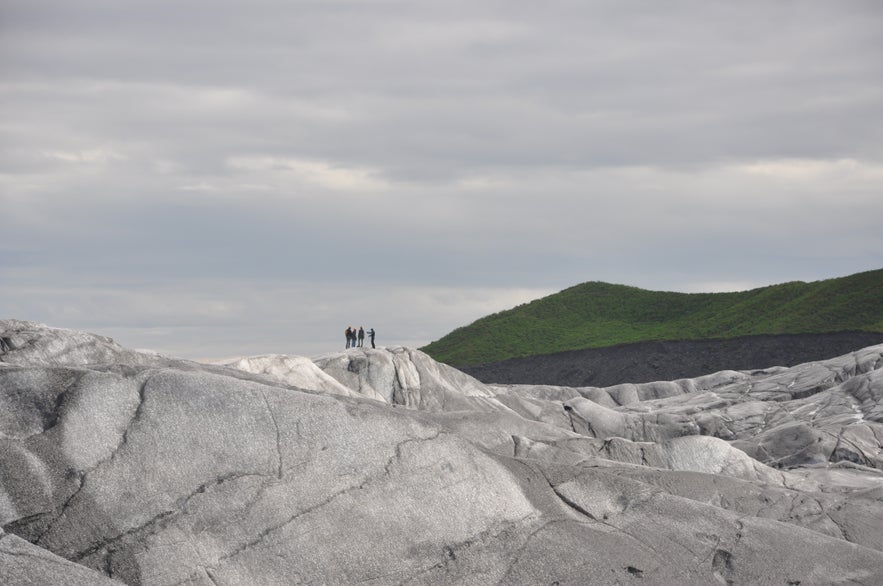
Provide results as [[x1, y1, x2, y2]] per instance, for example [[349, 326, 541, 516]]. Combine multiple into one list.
[[357, 327, 365, 347], [367, 328, 376, 349], [345, 326, 353, 349]]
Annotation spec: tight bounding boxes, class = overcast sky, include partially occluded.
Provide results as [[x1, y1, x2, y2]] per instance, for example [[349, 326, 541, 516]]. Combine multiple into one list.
[[2, 1, 882, 360]]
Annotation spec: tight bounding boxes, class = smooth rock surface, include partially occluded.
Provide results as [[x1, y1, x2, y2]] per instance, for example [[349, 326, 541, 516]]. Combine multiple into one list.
[[0, 529, 125, 586], [221, 354, 361, 399], [2, 319, 883, 585]]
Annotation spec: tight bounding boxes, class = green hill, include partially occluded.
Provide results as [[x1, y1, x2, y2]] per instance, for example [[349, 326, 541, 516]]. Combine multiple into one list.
[[420, 268, 883, 366]]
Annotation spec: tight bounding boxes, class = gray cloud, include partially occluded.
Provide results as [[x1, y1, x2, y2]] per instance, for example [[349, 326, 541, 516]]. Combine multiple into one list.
[[2, 0, 882, 358]]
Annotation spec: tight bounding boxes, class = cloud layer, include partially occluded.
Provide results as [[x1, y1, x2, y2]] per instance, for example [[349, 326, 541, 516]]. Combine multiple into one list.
[[2, 1, 882, 358]]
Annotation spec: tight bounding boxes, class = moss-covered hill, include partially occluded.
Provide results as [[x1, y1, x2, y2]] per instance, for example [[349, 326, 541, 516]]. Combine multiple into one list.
[[420, 268, 883, 366]]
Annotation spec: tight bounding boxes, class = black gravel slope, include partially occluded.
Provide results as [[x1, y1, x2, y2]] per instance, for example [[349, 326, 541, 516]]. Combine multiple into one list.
[[458, 331, 883, 387]]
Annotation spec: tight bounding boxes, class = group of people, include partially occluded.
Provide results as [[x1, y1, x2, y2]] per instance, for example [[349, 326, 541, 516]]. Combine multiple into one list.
[[345, 326, 375, 349]]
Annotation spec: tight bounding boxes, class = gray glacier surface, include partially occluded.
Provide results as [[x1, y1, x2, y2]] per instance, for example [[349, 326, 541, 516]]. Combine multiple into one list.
[[2, 319, 883, 585]]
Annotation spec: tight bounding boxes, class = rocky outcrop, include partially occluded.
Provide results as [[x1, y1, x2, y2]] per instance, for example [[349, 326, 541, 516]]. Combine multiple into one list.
[[3, 319, 883, 585], [313, 346, 498, 410], [0, 320, 173, 369]]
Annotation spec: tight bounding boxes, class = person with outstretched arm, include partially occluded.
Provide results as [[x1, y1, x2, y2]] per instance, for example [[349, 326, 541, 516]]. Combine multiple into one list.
[[367, 328, 375, 348]]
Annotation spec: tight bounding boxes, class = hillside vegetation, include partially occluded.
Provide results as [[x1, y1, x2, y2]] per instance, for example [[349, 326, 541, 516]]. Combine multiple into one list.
[[421, 268, 883, 366]]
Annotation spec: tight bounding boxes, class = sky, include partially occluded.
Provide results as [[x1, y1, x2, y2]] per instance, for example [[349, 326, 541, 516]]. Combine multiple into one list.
[[2, 1, 882, 360]]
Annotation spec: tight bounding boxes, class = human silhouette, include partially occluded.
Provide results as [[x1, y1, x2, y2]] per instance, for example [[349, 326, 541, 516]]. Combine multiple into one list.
[[367, 328, 375, 349], [357, 327, 365, 347]]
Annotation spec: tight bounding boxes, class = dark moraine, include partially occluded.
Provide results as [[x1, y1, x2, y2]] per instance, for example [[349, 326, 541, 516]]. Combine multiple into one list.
[[458, 331, 883, 387]]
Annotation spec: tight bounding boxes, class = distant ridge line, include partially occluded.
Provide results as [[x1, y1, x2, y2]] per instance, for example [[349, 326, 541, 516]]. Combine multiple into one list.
[[421, 268, 883, 366]]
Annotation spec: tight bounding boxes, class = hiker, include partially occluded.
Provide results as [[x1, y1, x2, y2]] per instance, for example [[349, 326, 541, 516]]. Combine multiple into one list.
[[358, 326, 365, 347], [345, 326, 352, 349], [367, 327, 376, 349]]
